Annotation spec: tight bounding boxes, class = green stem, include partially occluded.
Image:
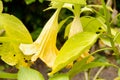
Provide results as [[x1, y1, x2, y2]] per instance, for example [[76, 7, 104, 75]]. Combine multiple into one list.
[[0, 71, 17, 79], [101, 0, 119, 56], [93, 66, 105, 80], [91, 48, 112, 55], [74, 4, 81, 17]]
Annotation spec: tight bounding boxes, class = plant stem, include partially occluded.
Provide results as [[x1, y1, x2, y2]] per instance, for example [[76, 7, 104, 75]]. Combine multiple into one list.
[[74, 4, 81, 17], [84, 71, 89, 80], [91, 48, 112, 55], [101, 0, 119, 56], [0, 71, 17, 79], [93, 66, 105, 80]]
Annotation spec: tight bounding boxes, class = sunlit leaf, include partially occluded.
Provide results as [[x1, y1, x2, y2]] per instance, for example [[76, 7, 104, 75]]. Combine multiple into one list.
[[49, 74, 69, 80], [80, 16, 106, 33], [0, 1, 3, 13], [0, 14, 32, 42], [18, 67, 44, 80], [114, 32, 120, 44], [49, 32, 99, 75], [0, 14, 33, 67], [51, 0, 86, 5]]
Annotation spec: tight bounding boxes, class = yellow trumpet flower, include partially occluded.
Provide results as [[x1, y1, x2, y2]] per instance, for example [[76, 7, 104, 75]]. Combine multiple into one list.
[[19, 8, 62, 68]]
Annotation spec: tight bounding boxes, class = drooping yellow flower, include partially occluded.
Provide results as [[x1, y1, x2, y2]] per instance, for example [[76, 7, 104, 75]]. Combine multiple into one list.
[[19, 7, 62, 68]]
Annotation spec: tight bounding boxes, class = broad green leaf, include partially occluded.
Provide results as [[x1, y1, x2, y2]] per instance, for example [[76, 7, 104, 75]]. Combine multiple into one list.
[[24, 0, 36, 5], [49, 74, 69, 80], [0, 1, 3, 13], [0, 14, 32, 42], [80, 16, 106, 33], [51, 0, 86, 5], [0, 13, 33, 67], [0, 71, 17, 79], [49, 32, 99, 75], [18, 67, 44, 80]]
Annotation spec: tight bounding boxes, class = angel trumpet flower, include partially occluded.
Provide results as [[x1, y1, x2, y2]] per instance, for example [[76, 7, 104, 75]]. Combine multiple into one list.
[[19, 7, 62, 68]]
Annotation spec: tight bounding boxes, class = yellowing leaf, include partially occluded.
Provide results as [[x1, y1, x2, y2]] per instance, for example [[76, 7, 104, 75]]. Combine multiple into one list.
[[0, 14, 33, 67], [20, 6, 63, 68], [49, 32, 98, 75]]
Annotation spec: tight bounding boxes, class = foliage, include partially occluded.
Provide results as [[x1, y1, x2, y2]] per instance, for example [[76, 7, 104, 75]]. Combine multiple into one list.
[[0, 0, 120, 80]]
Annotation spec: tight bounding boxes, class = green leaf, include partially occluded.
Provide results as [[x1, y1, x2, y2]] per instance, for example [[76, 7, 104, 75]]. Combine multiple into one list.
[[51, 0, 86, 5], [24, 0, 36, 5], [80, 16, 106, 33], [49, 74, 69, 80], [18, 67, 44, 80], [0, 1, 3, 13], [0, 13, 33, 67], [64, 22, 71, 38], [114, 32, 120, 44], [0, 71, 17, 79], [49, 32, 99, 75], [39, 0, 44, 3], [0, 14, 32, 43], [68, 61, 110, 77]]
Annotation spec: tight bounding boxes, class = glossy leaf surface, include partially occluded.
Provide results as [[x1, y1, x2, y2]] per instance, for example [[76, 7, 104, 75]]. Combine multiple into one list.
[[80, 16, 105, 33], [50, 32, 99, 75]]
